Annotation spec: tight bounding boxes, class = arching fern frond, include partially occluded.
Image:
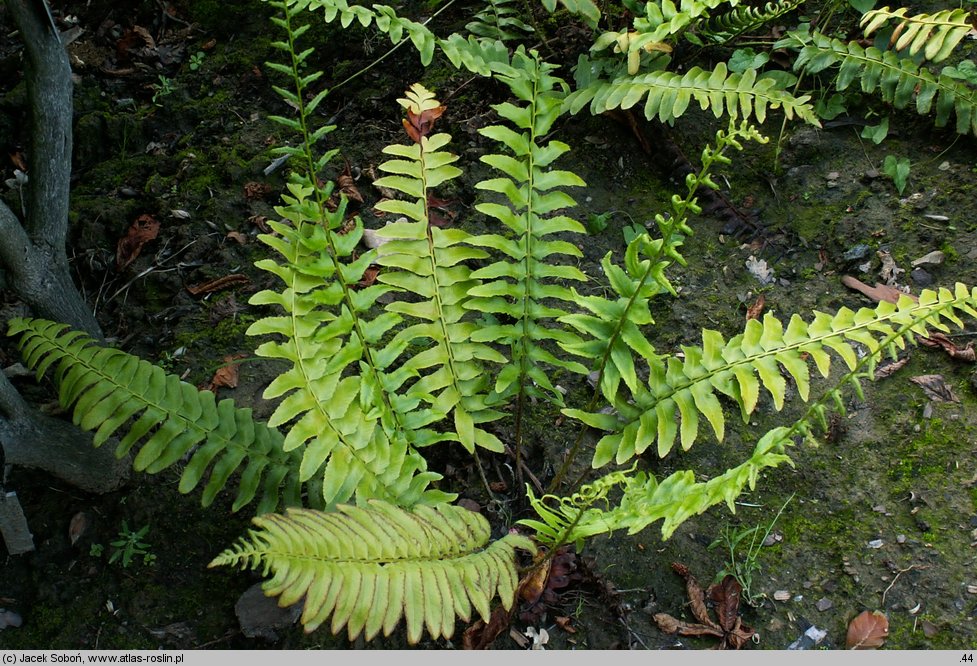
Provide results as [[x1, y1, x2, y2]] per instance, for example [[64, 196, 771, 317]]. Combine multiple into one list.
[[373, 84, 509, 454], [6, 318, 304, 514], [466, 0, 534, 42], [209, 501, 535, 644], [567, 284, 977, 468], [466, 49, 589, 405], [860, 6, 973, 63], [696, 0, 803, 44], [785, 30, 977, 135], [566, 60, 819, 125], [520, 424, 795, 543]]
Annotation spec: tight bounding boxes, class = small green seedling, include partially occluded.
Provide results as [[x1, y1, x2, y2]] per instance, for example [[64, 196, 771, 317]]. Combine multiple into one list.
[[109, 520, 155, 567], [882, 155, 911, 194], [189, 51, 205, 71]]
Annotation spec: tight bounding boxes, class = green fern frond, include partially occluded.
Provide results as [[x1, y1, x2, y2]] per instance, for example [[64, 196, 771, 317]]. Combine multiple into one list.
[[465, 50, 589, 404], [697, 0, 803, 44], [567, 284, 977, 468], [250, 5, 448, 508], [466, 0, 534, 41], [787, 30, 977, 135], [559, 121, 766, 404], [630, 0, 740, 44], [861, 6, 973, 63], [566, 60, 819, 125], [6, 318, 306, 514], [209, 501, 535, 643], [297, 0, 439, 65], [372, 84, 508, 454], [520, 423, 795, 543]]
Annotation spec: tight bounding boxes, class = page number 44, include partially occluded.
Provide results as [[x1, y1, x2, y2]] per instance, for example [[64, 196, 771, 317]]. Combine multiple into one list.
[[962, 655, 974, 662]]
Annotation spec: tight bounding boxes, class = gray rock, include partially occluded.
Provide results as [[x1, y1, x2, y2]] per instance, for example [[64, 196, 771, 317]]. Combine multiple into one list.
[[910, 268, 933, 287], [235, 582, 302, 641]]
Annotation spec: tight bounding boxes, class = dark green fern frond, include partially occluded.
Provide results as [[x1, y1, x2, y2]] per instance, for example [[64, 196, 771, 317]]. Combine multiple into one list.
[[696, 0, 803, 44], [786, 30, 977, 135], [465, 49, 589, 405], [209, 501, 535, 643], [861, 6, 973, 63], [566, 59, 819, 125], [567, 284, 977, 467], [373, 84, 509, 454], [466, 0, 534, 41], [7, 318, 304, 514]]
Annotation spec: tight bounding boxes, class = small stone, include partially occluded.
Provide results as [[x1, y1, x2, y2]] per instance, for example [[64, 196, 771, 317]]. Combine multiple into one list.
[[910, 268, 933, 287], [938, 161, 951, 171], [0, 609, 23, 629], [843, 244, 872, 263], [896, 534, 907, 544], [867, 539, 884, 549], [774, 590, 791, 602], [826, 171, 841, 180], [815, 598, 833, 612]]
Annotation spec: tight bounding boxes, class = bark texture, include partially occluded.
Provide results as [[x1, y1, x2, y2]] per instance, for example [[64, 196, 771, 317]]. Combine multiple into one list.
[[0, 0, 130, 494]]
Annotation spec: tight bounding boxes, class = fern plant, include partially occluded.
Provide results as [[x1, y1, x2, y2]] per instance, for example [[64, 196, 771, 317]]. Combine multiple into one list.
[[7, 0, 977, 647]]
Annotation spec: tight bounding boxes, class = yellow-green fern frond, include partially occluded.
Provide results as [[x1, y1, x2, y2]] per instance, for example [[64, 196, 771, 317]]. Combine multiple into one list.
[[6, 318, 304, 513], [567, 284, 977, 467], [209, 501, 535, 643], [861, 6, 973, 63], [372, 84, 508, 454]]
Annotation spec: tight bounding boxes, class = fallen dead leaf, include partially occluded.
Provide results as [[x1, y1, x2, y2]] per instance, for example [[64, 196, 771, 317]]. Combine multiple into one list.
[[186, 274, 250, 297], [116, 214, 160, 271], [203, 353, 247, 392], [68, 511, 89, 545], [846, 610, 888, 649], [918, 333, 976, 362], [746, 294, 765, 321], [910, 374, 959, 403], [243, 181, 273, 201], [841, 275, 915, 304], [874, 357, 909, 379], [877, 249, 904, 287], [653, 563, 755, 649], [225, 231, 248, 245], [462, 606, 512, 650]]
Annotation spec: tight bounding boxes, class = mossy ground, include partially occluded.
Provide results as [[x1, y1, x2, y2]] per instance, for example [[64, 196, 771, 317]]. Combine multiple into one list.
[[1, 0, 976, 652]]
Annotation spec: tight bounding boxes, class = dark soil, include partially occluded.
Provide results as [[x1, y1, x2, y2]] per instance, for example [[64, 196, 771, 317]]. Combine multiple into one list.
[[2, 0, 976, 651]]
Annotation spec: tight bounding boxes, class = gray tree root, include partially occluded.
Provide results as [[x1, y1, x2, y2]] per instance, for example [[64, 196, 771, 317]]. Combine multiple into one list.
[[0, 0, 130, 497]]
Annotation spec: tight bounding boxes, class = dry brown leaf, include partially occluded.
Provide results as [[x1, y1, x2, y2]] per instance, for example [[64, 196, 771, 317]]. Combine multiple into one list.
[[846, 610, 888, 649], [338, 161, 364, 205], [186, 274, 250, 297], [841, 275, 915, 304], [204, 353, 246, 392], [462, 606, 512, 650], [657, 564, 754, 649], [68, 511, 89, 545], [554, 616, 576, 634], [355, 265, 380, 289], [874, 357, 909, 380], [918, 333, 976, 362], [116, 214, 160, 271], [518, 556, 552, 606], [746, 294, 765, 321], [225, 231, 247, 245], [243, 181, 273, 201], [910, 374, 959, 403]]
